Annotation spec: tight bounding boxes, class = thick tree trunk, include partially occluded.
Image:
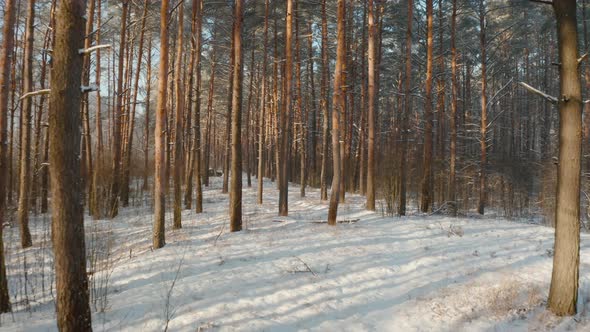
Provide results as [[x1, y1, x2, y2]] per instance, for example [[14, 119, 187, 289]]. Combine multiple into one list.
[[17, 0, 36, 249], [0, 0, 17, 313], [229, 0, 244, 232], [154, 0, 170, 250], [49, 0, 93, 329], [328, 0, 346, 226], [548, 0, 582, 316]]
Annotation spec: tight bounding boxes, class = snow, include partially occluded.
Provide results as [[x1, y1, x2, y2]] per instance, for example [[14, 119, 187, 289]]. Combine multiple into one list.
[[2, 175, 590, 331]]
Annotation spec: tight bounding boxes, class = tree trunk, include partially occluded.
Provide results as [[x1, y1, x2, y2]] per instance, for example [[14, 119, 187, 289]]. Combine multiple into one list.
[[81, 0, 95, 216], [548, 0, 582, 316], [92, 0, 103, 219], [279, 0, 293, 216], [17, 0, 36, 249], [183, 0, 199, 210], [0, 0, 17, 313], [154, 0, 170, 250], [173, 1, 185, 229], [436, 0, 446, 206], [193, 0, 203, 213], [420, 0, 434, 213], [294, 0, 306, 197], [328, 0, 346, 226], [478, 0, 487, 215], [449, 0, 458, 216], [204, 35, 217, 187], [398, 0, 413, 216], [31, 23, 53, 214], [223, 29, 235, 195], [319, 0, 330, 202], [307, 22, 318, 186], [121, 0, 148, 207], [229, 0, 244, 232], [108, 0, 129, 218], [257, 0, 270, 205], [143, 34, 152, 192], [366, 0, 376, 211], [49, 0, 93, 329], [245, 33, 256, 189]]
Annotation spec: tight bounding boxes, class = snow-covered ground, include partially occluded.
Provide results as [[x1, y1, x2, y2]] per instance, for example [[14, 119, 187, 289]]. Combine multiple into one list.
[[1, 176, 590, 331]]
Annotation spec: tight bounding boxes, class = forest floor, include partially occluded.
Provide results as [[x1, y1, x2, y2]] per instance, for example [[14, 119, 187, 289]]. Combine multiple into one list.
[[1, 176, 590, 331]]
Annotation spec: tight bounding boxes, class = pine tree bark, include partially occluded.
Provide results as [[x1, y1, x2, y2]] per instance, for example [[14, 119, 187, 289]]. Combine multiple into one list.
[[420, 0, 434, 213], [49, 0, 93, 329], [108, 0, 129, 218], [478, 0, 487, 215], [0, 0, 17, 313], [366, 0, 376, 211], [398, 0, 413, 216], [223, 29, 236, 195], [245, 34, 256, 189], [435, 0, 446, 205], [31, 23, 53, 214], [449, 0, 458, 216], [154, 0, 170, 250], [307, 22, 318, 186], [319, 0, 330, 202], [81, 0, 95, 217], [257, 0, 270, 205], [173, 1, 185, 229], [143, 34, 152, 192], [184, 0, 199, 209], [92, 0, 103, 218], [17, 0, 36, 249], [192, 0, 203, 213], [548, 0, 582, 316], [294, 0, 306, 198], [203, 36, 217, 187], [279, 0, 293, 216], [229, 0, 244, 232], [328, 0, 346, 226], [121, 0, 148, 207]]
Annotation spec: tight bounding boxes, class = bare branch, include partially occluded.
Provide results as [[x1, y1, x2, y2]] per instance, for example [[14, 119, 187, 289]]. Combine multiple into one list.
[[518, 82, 558, 104], [20, 89, 51, 100], [529, 0, 553, 5], [579, 53, 589, 65], [78, 44, 112, 55]]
